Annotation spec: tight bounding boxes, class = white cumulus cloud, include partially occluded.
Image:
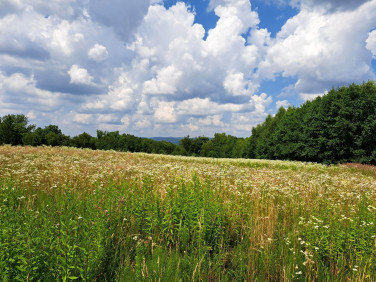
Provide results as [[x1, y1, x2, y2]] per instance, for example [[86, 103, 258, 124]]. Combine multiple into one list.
[[143, 65, 182, 95], [276, 100, 289, 110], [259, 0, 376, 95], [88, 44, 109, 62], [223, 71, 251, 96], [366, 29, 376, 58], [73, 113, 93, 124], [154, 101, 177, 123], [0, 0, 375, 137], [68, 65, 94, 85]]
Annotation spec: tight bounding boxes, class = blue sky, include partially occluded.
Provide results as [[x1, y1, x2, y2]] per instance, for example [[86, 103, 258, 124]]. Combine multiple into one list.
[[0, 0, 375, 137]]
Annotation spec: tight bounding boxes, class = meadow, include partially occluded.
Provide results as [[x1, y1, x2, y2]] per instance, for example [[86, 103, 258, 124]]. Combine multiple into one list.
[[0, 145, 375, 281]]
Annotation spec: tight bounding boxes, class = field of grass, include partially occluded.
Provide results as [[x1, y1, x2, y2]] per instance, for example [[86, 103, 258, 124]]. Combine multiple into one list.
[[0, 145, 375, 281]]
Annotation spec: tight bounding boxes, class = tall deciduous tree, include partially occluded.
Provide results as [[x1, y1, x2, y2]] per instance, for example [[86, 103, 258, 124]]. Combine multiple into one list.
[[0, 114, 34, 145], [246, 81, 376, 164]]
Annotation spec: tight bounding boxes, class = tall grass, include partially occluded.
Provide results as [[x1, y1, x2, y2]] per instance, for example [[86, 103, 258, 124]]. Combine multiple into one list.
[[0, 146, 375, 280]]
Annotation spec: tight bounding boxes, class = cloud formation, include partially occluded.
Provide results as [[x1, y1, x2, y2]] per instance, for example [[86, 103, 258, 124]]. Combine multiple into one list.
[[273, 0, 373, 12], [68, 65, 95, 85], [0, 0, 375, 137], [259, 0, 376, 99], [88, 0, 151, 40], [367, 29, 376, 58], [88, 44, 109, 62], [293, 0, 372, 12]]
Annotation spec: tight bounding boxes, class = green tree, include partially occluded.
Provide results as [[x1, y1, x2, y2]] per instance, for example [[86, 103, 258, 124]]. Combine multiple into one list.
[[22, 127, 44, 146], [44, 125, 65, 146], [232, 138, 247, 158], [246, 81, 376, 164], [96, 130, 121, 150], [0, 114, 34, 145], [201, 140, 216, 157], [191, 136, 210, 156], [22, 124, 69, 147], [71, 132, 96, 149], [179, 136, 192, 155]]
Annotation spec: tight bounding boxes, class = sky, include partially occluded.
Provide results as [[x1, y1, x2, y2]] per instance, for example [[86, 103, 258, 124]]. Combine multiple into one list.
[[0, 0, 376, 138]]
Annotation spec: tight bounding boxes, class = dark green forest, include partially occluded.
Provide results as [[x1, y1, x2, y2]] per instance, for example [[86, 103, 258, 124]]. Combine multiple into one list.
[[1, 81, 375, 164], [246, 81, 376, 164]]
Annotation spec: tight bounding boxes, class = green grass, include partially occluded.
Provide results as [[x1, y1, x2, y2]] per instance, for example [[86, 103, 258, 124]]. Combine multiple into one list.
[[0, 146, 375, 280]]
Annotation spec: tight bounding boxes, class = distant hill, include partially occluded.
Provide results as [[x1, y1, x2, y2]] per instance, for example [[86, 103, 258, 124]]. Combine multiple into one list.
[[150, 137, 182, 145]]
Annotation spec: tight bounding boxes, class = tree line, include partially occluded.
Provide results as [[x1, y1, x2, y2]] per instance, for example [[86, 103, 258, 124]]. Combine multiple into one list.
[[0, 116, 184, 155], [1, 81, 375, 164], [0, 114, 247, 158], [246, 81, 376, 164]]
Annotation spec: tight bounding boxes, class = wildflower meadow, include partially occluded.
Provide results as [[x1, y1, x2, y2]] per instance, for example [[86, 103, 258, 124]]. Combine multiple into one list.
[[0, 145, 375, 281]]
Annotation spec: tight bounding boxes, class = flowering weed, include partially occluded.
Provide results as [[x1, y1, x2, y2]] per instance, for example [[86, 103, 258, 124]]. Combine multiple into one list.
[[0, 146, 375, 280]]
